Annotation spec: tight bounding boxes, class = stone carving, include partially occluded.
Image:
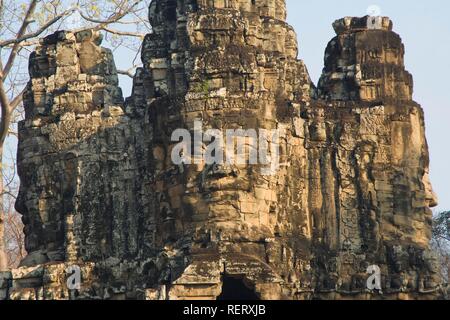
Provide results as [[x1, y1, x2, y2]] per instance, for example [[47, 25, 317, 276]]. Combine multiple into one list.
[[0, 4, 445, 300]]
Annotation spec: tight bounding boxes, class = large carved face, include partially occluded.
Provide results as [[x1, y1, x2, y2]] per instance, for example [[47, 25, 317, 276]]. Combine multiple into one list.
[[144, 0, 312, 250], [151, 94, 310, 248]]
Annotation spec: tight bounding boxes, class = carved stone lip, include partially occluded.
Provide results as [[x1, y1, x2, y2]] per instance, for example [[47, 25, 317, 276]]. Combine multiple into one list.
[[201, 182, 251, 196]]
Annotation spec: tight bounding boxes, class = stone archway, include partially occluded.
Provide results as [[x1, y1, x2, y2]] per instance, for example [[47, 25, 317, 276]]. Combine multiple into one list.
[[217, 275, 260, 300], [165, 255, 285, 300]]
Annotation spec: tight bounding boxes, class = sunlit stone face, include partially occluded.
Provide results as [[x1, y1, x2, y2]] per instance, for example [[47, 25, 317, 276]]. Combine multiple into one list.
[[150, 95, 311, 248], [143, 0, 313, 250]]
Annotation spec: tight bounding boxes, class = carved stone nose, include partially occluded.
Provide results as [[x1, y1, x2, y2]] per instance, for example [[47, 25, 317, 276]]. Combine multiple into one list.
[[207, 163, 237, 178]]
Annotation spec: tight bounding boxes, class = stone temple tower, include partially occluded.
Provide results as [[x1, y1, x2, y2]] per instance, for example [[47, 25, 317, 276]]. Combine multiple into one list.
[[0, 2, 444, 300]]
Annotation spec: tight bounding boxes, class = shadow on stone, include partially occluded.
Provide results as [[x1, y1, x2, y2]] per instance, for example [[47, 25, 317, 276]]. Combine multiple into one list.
[[218, 275, 259, 301]]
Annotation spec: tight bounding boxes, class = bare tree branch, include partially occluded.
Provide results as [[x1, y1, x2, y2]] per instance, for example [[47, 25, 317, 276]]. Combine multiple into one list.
[[0, 72, 12, 147], [101, 26, 145, 39], [9, 87, 26, 111], [1, 0, 39, 78], [0, 0, 150, 270], [117, 69, 134, 78], [78, 0, 141, 25], [0, 8, 75, 49]]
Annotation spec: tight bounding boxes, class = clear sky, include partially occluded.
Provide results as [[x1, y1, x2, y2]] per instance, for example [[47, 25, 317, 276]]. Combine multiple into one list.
[[116, 0, 449, 212], [283, 0, 450, 212]]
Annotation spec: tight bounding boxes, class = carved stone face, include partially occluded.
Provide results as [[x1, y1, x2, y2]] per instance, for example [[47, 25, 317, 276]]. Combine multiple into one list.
[[423, 172, 438, 208], [151, 97, 309, 247], [143, 0, 313, 251]]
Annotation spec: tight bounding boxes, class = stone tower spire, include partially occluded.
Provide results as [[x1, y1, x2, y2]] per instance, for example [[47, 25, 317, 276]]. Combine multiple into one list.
[[318, 16, 413, 102], [140, 0, 304, 99], [2, 1, 443, 300]]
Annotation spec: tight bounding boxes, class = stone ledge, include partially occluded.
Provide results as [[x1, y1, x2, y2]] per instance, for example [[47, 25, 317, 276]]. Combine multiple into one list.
[[333, 16, 393, 35]]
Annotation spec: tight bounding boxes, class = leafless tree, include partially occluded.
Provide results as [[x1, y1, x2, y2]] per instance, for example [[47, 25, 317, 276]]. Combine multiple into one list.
[[0, 0, 151, 270], [4, 164, 25, 268], [432, 211, 450, 283]]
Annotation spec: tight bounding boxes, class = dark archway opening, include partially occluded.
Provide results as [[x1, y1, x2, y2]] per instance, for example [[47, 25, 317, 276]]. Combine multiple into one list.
[[217, 275, 260, 301]]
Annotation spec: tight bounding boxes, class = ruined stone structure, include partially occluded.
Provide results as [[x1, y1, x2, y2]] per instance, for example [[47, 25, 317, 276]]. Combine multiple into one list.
[[0, 2, 445, 300]]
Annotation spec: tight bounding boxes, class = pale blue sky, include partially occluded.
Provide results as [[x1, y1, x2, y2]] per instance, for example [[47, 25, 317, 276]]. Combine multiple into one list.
[[284, 0, 450, 212], [115, 0, 449, 212]]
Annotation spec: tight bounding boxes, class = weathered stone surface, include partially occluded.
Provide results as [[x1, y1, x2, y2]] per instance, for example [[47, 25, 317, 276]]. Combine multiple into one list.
[[4, 2, 446, 300]]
